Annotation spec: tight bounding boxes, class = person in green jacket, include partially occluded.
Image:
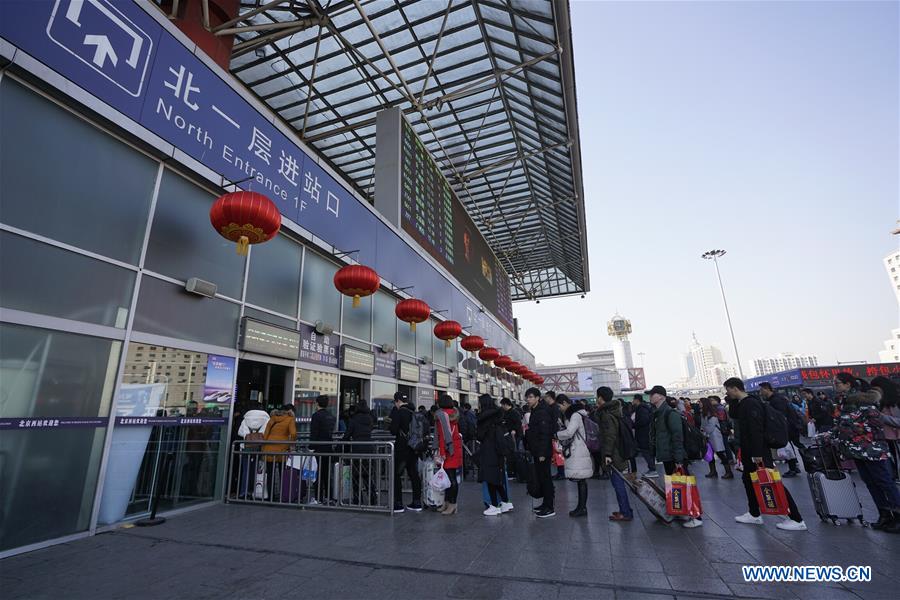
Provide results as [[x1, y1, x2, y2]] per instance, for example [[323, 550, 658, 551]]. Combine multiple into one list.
[[646, 385, 702, 528], [596, 387, 634, 522]]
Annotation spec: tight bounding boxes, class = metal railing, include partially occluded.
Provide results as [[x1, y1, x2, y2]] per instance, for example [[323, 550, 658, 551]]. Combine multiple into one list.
[[226, 440, 394, 513]]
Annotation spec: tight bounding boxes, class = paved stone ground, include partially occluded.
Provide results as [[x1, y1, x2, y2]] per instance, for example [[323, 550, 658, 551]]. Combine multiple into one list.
[[2, 466, 899, 600]]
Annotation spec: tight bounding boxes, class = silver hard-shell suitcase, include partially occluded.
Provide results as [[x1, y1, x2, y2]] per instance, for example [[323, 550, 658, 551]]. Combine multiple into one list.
[[807, 470, 865, 525]]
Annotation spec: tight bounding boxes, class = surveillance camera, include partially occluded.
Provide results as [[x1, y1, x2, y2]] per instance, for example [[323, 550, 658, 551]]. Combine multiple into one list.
[[536, 300, 540, 304], [581, 294, 585, 299]]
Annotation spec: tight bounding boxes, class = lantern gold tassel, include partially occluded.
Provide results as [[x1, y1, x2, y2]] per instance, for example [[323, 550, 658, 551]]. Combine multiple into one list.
[[445, 340, 451, 348], [236, 235, 250, 256], [410, 322, 416, 332], [352, 295, 361, 308]]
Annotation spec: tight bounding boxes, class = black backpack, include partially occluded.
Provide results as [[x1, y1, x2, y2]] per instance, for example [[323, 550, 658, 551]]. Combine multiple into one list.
[[763, 402, 789, 449], [617, 416, 636, 459], [495, 427, 515, 458], [406, 411, 429, 453], [681, 417, 706, 461]]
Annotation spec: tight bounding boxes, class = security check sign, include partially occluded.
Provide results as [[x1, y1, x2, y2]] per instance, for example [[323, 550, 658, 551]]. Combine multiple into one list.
[[47, 0, 153, 97]]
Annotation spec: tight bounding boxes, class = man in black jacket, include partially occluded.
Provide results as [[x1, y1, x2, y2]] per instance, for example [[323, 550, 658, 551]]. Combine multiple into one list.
[[725, 378, 806, 531], [309, 395, 336, 505], [759, 382, 802, 477], [807, 389, 834, 433], [525, 387, 555, 518], [388, 392, 423, 513], [631, 394, 657, 477]]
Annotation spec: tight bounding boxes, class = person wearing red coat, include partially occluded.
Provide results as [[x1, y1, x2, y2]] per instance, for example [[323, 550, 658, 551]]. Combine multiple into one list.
[[434, 394, 463, 515]]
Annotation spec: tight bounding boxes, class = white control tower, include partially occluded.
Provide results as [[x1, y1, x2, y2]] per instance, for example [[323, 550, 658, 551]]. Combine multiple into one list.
[[607, 314, 634, 370]]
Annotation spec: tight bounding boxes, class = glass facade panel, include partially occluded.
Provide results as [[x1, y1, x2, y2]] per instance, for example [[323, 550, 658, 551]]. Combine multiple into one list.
[[294, 368, 338, 435], [98, 343, 228, 524], [0, 232, 135, 328], [246, 234, 302, 317], [416, 319, 432, 360], [372, 291, 396, 349], [0, 78, 157, 264], [144, 170, 245, 299], [299, 251, 340, 328], [341, 295, 372, 342], [370, 380, 395, 428], [397, 319, 415, 356], [133, 276, 240, 348], [0, 323, 120, 551]]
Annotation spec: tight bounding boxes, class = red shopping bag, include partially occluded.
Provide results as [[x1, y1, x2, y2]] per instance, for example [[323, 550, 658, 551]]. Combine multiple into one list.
[[665, 468, 702, 518], [552, 440, 565, 467], [750, 463, 789, 516]]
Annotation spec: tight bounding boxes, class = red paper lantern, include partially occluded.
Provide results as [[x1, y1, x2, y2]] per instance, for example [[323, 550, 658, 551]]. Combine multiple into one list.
[[460, 335, 485, 355], [209, 190, 281, 255], [495, 355, 512, 370], [334, 265, 380, 308], [478, 347, 500, 365], [395, 298, 430, 332], [509, 363, 523, 375], [434, 320, 462, 347]]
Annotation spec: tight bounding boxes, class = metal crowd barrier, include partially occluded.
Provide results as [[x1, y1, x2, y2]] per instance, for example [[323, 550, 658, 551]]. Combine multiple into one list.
[[226, 440, 395, 514]]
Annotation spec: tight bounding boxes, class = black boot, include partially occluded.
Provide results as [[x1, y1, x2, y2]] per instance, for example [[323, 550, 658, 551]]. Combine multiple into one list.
[[872, 508, 892, 530], [705, 460, 718, 478], [569, 480, 588, 517]]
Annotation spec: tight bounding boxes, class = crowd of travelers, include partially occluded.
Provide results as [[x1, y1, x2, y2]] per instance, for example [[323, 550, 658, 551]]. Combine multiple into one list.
[[235, 373, 900, 533]]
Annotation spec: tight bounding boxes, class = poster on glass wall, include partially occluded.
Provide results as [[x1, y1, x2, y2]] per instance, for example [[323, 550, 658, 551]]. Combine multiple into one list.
[[203, 355, 236, 403]]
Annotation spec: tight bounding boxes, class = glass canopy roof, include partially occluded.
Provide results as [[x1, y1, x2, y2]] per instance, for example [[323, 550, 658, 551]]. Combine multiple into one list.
[[220, 0, 589, 300]]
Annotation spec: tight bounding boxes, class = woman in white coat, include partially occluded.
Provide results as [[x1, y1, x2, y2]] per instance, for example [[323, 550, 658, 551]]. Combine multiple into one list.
[[556, 395, 593, 517], [700, 397, 733, 479]]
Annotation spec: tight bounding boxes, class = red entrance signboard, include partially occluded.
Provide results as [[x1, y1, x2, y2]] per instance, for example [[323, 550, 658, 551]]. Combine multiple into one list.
[[800, 363, 900, 382]]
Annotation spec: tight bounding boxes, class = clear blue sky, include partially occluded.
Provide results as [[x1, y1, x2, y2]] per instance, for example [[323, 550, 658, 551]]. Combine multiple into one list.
[[515, 0, 900, 384]]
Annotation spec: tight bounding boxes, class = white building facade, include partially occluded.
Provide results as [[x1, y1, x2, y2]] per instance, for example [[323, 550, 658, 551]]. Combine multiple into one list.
[[749, 353, 819, 377], [682, 334, 732, 388]]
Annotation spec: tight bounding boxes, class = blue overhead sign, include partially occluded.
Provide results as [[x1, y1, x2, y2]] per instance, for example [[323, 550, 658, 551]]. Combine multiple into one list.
[[47, 0, 154, 98], [0, 0, 530, 363]]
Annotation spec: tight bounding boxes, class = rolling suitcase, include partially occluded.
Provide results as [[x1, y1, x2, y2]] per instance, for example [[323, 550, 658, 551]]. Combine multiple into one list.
[[807, 471, 865, 525], [805, 445, 865, 525]]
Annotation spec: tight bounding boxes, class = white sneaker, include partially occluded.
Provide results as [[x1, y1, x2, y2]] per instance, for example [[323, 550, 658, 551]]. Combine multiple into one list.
[[776, 519, 807, 531], [683, 518, 704, 528], [308, 498, 319, 505], [644, 470, 659, 478], [500, 502, 514, 513], [483, 506, 502, 516], [735, 512, 764, 525]]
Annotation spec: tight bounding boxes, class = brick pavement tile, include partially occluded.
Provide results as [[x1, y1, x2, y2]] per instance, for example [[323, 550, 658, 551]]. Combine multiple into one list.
[[788, 585, 864, 600], [613, 572, 672, 590], [560, 567, 615, 585], [496, 581, 559, 600], [665, 575, 732, 596], [615, 592, 675, 600], [611, 556, 664, 573], [726, 582, 798, 599], [445, 575, 506, 599], [557, 583, 616, 599]]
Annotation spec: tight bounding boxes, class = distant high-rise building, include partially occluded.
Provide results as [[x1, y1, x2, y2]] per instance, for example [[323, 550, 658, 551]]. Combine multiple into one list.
[[878, 329, 900, 363], [885, 250, 900, 306], [749, 353, 819, 377], [682, 333, 729, 388], [880, 247, 900, 361]]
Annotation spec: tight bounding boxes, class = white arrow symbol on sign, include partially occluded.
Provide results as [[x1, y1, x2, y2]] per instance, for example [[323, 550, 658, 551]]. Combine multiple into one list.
[[83, 34, 118, 68]]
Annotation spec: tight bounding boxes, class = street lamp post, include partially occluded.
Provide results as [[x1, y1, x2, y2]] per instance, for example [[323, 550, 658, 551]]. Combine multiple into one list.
[[701, 249, 745, 379]]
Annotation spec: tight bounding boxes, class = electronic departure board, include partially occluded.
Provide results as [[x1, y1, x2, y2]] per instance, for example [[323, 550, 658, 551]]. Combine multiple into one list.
[[398, 119, 514, 330]]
